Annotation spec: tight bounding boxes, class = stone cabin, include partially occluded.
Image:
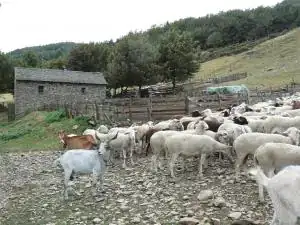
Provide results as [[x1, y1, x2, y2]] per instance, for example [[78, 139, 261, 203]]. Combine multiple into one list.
[[14, 67, 107, 117]]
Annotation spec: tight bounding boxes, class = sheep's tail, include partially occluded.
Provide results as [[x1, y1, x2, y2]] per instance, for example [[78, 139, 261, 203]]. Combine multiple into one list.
[[248, 166, 269, 187]]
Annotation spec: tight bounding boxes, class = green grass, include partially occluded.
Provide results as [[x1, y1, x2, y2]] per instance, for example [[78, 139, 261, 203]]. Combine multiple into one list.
[[0, 111, 94, 152], [194, 27, 300, 90]]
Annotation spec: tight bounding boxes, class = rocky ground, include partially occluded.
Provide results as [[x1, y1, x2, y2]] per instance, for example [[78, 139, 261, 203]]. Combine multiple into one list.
[[0, 151, 273, 225]]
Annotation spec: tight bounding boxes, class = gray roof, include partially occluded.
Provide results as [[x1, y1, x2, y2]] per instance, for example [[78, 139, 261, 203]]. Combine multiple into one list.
[[14, 67, 107, 85]]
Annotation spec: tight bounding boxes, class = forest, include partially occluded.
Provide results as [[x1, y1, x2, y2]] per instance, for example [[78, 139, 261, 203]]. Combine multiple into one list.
[[0, 0, 299, 94]]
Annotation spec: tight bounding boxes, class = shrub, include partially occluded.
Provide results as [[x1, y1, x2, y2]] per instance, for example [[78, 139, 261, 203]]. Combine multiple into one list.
[[0, 128, 32, 141], [44, 109, 67, 123]]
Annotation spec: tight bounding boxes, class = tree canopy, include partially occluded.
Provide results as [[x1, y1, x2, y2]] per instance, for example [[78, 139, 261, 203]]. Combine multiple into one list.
[[0, 52, 14, 93], [1, 0, 299, 93]]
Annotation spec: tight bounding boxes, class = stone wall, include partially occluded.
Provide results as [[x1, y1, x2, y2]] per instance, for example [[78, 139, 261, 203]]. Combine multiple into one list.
[[14, 81, 106, 116]]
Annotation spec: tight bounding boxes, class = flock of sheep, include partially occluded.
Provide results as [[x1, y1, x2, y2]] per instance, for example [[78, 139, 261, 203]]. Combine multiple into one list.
[[54, 92, 300, 224]]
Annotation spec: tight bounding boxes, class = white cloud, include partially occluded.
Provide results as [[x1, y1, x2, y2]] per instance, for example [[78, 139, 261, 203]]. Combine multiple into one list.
[[0, 0, 283, 52]]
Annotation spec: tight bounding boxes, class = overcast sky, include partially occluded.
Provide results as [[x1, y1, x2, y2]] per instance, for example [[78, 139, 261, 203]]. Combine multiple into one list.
[[0, 0, 283, 53]]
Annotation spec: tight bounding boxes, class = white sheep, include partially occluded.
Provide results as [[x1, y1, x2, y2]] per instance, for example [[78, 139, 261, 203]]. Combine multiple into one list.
[[164, 133, 233, 178], [97, 125, 109, 134], [233, 116, 266, 132], [254, 141, 300, 202], [108, 126, 137, 154], [183, 120, 216, 138], [233, 127, 300, 178], [262, 116, 300, 134], [101, 129, 135, 168], [132, 121, 154, 154], [149, 130, 182, 172], [153, 119, 184, 131], [55, 133, 116, 199], [82, 129, 99, 144], [83, 129, 111, 145], [186, 117, 201, 130], [216, 123, 252, 147], [248, 165, 300, 224], [182, 121, 216, 166], [280, 109, 300, 117]]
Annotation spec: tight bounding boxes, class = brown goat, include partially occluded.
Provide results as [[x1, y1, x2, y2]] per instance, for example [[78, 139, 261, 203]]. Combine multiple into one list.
[[58, 130, 97, 150]]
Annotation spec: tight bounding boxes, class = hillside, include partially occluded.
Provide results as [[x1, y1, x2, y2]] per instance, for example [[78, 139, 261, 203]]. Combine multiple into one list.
[[194, 28, 300, 90], [7, 42, 79, 61], [0, 111, 95, 152]]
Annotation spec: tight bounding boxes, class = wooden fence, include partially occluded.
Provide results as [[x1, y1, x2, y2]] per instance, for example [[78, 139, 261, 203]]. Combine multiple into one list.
[[37, 83, 300, 123], [5, 83, 300, 123]]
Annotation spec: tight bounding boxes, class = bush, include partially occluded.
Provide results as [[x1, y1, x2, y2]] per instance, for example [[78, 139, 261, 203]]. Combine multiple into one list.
[[74, 115, 90, 123], [44, 109, 67, 123], [0, 128, 32, 141]]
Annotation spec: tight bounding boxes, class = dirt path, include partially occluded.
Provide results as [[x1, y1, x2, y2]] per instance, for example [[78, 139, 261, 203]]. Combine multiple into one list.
[[0, 151, 272, 225]]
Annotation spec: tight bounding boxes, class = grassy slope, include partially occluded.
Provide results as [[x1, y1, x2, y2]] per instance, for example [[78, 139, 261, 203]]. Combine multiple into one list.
[[0, 111, 92, 152], [194, 28, 300, 90]]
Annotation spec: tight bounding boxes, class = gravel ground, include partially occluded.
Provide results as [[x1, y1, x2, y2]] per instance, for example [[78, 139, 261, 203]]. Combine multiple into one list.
[[0, 151, 273, 225]]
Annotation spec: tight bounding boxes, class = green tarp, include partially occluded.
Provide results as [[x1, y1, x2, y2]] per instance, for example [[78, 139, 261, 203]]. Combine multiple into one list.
[[207, 85, 249, 95]]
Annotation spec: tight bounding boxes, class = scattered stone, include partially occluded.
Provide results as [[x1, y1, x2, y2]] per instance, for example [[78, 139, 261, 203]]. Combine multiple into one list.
[[197, 189, 214, 201], [178, 217, 200, 225], [132, 217, 141, 223], [85, 183, 92, 188], [211, 218, 221, 225], [183, 195, 189, 200], [213, 197, 226, 208], [186, 210, 194, 217], [95, 197, 105, 202], [93, 218, 101, 224], [120, 205, 130, 212], [231, 219, 258, 225], [0, 150, 274, 224], [228, 212, 242, 220], [81, 216, 88, 220]]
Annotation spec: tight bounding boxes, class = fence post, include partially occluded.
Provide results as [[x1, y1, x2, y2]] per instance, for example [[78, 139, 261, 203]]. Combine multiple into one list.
[[7, 103, 15, 122], [129, 97, 132, 121], [115, 106, 119, 120], [108, 103, 112, 121], [100, 104, 104, 121], [95, 102, 99, 121], [270, 87, 273, 101], [217, 93, 221, 110], [85, 103, 88, 115], [184, 96, 189, 114], [246, 90, 250, 105], [147, 95, 152, 121]]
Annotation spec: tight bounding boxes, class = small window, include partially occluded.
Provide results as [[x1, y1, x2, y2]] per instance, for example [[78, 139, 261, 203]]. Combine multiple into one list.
[[38, 85, 44, 93], [81, 87, 86, 94]]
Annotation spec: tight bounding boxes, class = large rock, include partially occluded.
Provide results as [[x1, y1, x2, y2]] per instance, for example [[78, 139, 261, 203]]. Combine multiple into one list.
[[178, 217, 200, 225], [213, 196, 226, 208], [197, 189, 214, 201], [228, 212, 242, 220]]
